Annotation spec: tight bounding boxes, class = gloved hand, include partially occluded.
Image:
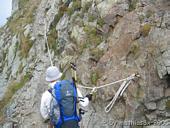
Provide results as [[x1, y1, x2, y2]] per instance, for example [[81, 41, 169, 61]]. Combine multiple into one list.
[[86, 93, 93, 101]]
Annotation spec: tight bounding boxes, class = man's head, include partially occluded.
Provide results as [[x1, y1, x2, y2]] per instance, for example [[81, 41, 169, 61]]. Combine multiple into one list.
[[46, 66, 62, 82]]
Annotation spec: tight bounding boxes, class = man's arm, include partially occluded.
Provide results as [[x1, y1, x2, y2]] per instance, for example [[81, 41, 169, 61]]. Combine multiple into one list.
[[40, 91, 52, 121]]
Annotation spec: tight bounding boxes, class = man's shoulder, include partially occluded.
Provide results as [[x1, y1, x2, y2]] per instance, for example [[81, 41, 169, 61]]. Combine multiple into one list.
[[42, 90, 52, 98]]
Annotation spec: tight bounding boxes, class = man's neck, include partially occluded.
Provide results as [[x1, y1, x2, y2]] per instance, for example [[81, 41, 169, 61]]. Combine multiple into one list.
[[50, 80, 57, 83]]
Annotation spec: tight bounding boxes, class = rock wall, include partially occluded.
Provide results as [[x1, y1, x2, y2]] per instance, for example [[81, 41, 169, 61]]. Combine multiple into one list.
[[0, 0, 170, 127], [12, 0, 19, 13]]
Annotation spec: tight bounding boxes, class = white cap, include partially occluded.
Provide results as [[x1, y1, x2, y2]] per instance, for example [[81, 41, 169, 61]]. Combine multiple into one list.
[[46, 66, 62, 82]]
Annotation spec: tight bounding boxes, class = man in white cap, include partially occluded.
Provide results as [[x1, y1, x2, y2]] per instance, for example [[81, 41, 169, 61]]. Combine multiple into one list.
[[40, 66, 92, 128]]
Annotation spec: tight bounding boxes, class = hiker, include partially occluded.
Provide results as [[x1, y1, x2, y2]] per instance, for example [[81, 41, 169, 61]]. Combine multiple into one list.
[[40, 66, 93, 128]]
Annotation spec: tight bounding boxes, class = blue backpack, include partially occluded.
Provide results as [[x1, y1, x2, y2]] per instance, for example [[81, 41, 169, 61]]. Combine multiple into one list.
[[49, 80, 81, 128]]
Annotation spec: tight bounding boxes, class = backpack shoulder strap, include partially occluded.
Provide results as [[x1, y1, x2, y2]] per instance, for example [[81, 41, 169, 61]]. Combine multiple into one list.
[[48, 88, 56, 99], [48, 81, 61, 98], [54, 81, 63, 101]]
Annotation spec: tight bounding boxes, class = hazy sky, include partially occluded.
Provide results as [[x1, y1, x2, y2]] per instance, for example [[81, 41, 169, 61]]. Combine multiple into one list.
[[0, 0, 12, 27]]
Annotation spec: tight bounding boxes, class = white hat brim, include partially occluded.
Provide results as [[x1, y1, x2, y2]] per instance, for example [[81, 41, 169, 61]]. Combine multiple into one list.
[[46, 72, 63, 82]]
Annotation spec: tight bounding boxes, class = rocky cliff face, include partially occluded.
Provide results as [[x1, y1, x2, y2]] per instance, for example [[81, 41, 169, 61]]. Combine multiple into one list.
[[12, 0, 19, 13], [0, 0, 170, 127]]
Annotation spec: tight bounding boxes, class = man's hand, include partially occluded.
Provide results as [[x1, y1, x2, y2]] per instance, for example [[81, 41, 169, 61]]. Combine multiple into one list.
[[44, 118, 50, 123], [86, 93, 93, 101]]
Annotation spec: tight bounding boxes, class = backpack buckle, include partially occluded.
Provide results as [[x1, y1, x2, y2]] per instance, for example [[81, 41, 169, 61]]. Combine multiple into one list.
[[79, 108, 87, 115]]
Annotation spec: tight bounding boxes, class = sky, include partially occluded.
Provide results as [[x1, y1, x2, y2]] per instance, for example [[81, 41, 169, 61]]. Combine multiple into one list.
[[0, 0, 12, 27]]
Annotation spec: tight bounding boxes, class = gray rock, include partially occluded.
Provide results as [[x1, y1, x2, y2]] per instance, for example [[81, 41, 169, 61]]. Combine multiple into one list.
[[0, 74, 7, 100], [0, 62, 2, 71], [35, 62, 45, 72], [56, 14, 69, 31], [165, 88, 170, 97], [167, 67, 170, 74], [166, 112, 170, 118], [102, 24, 110, 34], [54, 14, 70, 52], [0, 38, 5, 48], [145, 102, 157, 110], [24, 24, 31, 37], [2, 63, 9, 80], [81, 72, 91, 85], [158, 119, 170, 126], [64, 43, 76, 55], [7, 35, 18, 67], [151, 28, 170, 79], [0, 51, 3, 64], [145, 112, 157, 121], [71, 25, 86, 43], [145, 126, 162, 128], [147, 86, 164, 101], [12, 0, 19, 14], [6, 101, 18, 117], [157, 100, 166, 111], [162, 50, 170, 58], [163, 59, 170, 67], [11, 51, 21, 78], [162, 12, 170, 29], [97, 0, 120, 17], [156, 64, 167, 79], [30, 36, 35, 41], [2, 122, 13, 128], [44, 1, 60, 28], [97, 41, 108, 52], [57, 31, 69, 50]]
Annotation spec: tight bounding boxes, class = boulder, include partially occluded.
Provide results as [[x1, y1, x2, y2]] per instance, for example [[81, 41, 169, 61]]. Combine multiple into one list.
[[97, 0, 119, 17], [145, 102, 157, 110]]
